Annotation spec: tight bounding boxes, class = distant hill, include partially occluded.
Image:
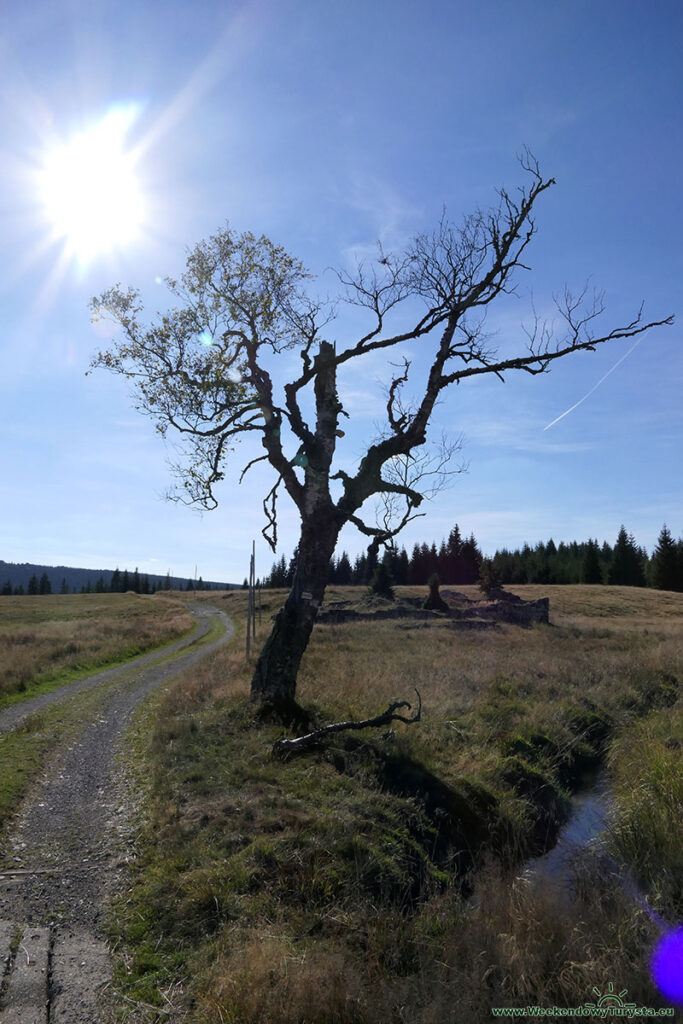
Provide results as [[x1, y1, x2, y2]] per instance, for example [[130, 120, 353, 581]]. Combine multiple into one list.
[[0, 560, 238, 595]]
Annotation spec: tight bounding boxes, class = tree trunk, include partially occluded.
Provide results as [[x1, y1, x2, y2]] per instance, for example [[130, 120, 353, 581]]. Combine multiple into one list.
[[250, 515, 340, 717]]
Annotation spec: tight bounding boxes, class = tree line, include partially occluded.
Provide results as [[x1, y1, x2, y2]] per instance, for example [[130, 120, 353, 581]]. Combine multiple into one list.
[[263, 523, 683, 593], [0, 567, 220, 597]]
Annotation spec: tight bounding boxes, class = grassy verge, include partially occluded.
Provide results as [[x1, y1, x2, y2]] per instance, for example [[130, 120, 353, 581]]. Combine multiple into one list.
[[608, 703, 682, 916], [0, 593, 194, 708], [110, 586, 682, 1021]]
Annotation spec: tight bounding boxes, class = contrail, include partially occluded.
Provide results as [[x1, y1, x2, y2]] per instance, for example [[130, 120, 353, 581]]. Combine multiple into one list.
[[543, 337, 643, 430]]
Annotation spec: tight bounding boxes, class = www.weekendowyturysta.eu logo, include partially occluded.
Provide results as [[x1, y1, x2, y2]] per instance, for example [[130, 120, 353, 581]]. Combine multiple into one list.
[[583, 982, 637, 1013], [490, 980, 675, 1017]]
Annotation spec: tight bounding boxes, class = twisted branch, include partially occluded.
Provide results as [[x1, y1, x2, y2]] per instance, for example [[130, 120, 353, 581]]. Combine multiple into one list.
[[272, 689, 422, 756]]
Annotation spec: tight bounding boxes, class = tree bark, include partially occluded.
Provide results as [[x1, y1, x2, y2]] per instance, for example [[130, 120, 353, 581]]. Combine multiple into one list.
[[251, 341, 345, 718], [250, 512, 340, 717]]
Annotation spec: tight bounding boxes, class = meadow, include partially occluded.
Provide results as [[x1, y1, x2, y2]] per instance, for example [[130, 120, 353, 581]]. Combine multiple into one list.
[[110, 584, 682, 1022], [0, 592, 194, 706]]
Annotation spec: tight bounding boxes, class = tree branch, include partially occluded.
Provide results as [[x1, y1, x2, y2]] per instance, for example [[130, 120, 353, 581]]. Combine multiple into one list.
[[262, 475, 282, 552], [272, 689, 422, 756], [441, 309, 675, 386]]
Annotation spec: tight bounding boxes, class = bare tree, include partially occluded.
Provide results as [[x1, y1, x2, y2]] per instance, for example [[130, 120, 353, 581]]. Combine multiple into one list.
[[90, 155, 673, 718], [368, 434, 465, 565]]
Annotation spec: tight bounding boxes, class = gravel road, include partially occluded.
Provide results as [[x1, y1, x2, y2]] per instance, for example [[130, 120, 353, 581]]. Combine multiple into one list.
[[0, 602, 234, 1022]]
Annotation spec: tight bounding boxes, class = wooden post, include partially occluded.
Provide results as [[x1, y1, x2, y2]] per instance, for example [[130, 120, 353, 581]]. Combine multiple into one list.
[[245, 579, 251, 659], [246, 541, 256, 660], [251, 540, 256, 641], [248, 557, 253, 659]]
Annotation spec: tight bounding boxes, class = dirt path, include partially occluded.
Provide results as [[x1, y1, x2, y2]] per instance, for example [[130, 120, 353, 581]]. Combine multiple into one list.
[[0, 602, 234, 1022]]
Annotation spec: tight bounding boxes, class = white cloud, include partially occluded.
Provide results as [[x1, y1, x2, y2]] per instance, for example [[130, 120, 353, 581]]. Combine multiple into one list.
[[336, 170, 421, 268]]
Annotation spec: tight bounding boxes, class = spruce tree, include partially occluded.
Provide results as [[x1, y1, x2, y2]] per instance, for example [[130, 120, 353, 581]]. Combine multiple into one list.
[[335, 551, 353, 585], [394, 547, 410, 585], [461, 534, 483, 584], [369, 557, 395, 600], [445, 524, 464, 582], [27, 574, 39, 595], [39, 572, 52, 595], [608, 526, 645, 586], [427, 542, 439, 578], [651, 525, 682, 592], [364, 545, 378, 584], [267, 555, 287, 587], [408, 543, 423, 584], [479, 558, 502, 597], [1, 580, 12, 596], [582, 539, 603, 584]]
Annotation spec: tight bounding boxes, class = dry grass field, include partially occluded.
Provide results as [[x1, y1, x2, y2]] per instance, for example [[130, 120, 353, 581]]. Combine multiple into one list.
[[92, 586, 683, 1019], [0, 593, 194, 705]]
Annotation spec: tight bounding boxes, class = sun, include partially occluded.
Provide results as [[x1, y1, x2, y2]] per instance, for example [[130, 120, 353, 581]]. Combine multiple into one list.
[[37, 107, 145, 264]]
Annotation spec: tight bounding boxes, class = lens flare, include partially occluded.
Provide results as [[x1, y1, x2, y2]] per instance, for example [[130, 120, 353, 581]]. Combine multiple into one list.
[[651, 926, 683, 1005]]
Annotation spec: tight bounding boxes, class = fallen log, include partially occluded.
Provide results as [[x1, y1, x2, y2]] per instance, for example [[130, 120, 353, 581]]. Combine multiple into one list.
[[272, 689, 422, 757]]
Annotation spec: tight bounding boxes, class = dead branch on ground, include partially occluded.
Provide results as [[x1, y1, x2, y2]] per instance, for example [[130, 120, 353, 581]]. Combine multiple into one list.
[[272, 689, 422, 757]]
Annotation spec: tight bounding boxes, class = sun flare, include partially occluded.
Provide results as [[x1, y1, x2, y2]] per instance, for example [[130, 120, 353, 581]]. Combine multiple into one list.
[[38, 107, 145, 263]]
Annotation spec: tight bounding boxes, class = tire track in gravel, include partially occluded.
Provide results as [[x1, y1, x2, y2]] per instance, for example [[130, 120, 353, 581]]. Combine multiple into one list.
[[0, 602, 234, 1022]]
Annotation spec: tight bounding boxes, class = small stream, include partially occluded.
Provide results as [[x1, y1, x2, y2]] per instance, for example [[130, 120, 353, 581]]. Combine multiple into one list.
[[517, 773, 683, 1008], [520, 773, 614, 896]]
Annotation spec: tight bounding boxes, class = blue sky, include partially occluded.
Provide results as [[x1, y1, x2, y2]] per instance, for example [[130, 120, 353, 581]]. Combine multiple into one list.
[[1, 0, 681, 584]]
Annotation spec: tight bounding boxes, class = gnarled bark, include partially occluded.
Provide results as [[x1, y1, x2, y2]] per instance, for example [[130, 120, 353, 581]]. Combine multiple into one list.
[[249, 524, 337, 714]]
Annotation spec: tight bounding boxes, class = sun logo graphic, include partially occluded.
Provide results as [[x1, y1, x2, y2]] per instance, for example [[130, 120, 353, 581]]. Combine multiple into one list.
[[584, 981, 637, 1011]]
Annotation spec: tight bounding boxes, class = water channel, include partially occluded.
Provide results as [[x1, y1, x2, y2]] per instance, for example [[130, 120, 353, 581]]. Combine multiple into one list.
[[520, 772, 614, 897]]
